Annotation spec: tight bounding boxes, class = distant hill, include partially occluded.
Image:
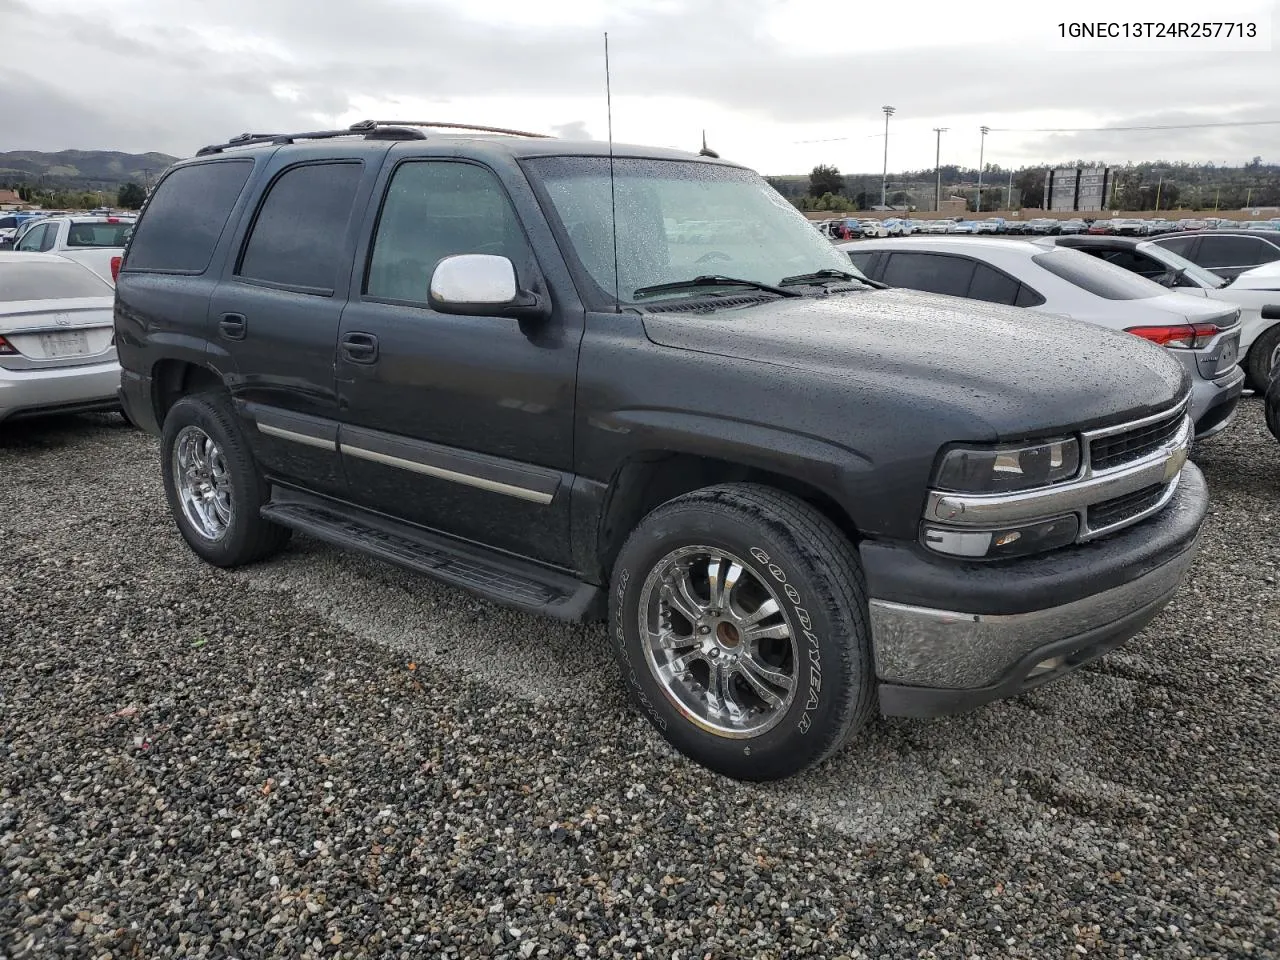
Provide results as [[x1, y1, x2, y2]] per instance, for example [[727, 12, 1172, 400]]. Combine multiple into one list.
[[0, 149, 181, 192]]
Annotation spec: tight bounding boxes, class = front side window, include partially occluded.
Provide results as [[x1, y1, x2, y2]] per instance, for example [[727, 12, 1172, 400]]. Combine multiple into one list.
[[881, 252, 975, 297], [524, 156, 868, 306], [238, 162, 363, 292], [365, 160, 530, 304], [1030, 248, 1168, 300]]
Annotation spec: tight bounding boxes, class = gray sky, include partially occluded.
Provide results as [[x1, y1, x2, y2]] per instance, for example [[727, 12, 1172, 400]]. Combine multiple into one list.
[[2, 0, 1278, 174]]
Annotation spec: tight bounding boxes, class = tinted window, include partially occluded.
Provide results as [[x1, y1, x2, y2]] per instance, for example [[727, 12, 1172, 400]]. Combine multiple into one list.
[[1015, 284, 1045, 307], [967, 263, 1020, 304], [1030, 248, 1167, 300], [0, 217, 17, 230], [366, 161, 529, 303], [238, 162, 363, 292], [0, 260, 113, 301], [1156, 235, 1196, 256], [847, 251, 876, 274], [126, 160, 252, 273], [65, 222, 133, 247], [1090, 249, 1167, 279], [1195, 235, 1272, 268], [881, 252, 975, 296]]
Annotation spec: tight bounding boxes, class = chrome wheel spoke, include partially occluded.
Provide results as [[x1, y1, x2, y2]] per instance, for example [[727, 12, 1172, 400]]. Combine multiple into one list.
[[663, 567, 707, 625], [705, 660, 741, 718], [647, 628, 699, 652], [742, 621, 791, 644], [739, 597, 780, 629], [707, 557, 743, 613], [738, 654, 793, 708]]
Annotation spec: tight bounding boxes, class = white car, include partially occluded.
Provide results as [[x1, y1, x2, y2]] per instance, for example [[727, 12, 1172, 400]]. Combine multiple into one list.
[[837, 236, 1244, 440], [1053, 235, 1280, 390], [859, 220, 888, 238], [12, 215, 136, 284], [0, 252, 120, 423]]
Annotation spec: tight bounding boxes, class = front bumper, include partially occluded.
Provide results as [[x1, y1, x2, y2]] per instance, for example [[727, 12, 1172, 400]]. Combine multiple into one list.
[[864, 461, 1207, 717], [0, 360, 121, 422], [1189, 365, 1244, 440]]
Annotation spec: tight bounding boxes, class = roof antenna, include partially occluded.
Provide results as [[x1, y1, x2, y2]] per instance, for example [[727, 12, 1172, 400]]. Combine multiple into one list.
[[699, 130, 719, 158], [604, 32, 621, 313]]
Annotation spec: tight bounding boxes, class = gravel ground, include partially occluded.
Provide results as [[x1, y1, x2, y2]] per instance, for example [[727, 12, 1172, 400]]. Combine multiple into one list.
[[2, 399, 1278, 959]]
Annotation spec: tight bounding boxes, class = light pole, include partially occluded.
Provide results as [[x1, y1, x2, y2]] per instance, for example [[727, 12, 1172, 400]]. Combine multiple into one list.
[[932, 127, 947, 211], [1006, 169, 1014, 210], [881, 106, 895, 208], [976, 125, 989, 213]]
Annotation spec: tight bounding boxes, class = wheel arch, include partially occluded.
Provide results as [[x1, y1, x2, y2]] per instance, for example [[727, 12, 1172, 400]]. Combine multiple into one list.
[[150, 359, 225, 427]]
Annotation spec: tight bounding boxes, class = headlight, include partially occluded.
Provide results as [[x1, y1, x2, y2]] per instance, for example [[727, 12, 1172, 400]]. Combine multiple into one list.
[[933, 437, 1080, 494]]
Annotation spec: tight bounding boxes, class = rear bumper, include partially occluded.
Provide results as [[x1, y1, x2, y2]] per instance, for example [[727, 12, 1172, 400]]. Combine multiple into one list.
[[0, 360, 121, 422], [1190, 365, 1244, 439], [863, 462, 1207, 717]]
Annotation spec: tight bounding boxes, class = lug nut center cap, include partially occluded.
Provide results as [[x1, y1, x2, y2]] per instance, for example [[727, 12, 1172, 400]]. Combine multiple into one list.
[[715, 622, 741, 648]]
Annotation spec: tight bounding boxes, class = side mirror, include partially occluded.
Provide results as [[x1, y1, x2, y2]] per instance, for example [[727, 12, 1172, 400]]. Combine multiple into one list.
[[428, 254, 549, 320]]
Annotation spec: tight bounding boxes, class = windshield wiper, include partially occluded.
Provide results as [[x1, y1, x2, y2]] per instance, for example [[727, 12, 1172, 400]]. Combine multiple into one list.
[[632, 275, 801, 300], [778, 268, 885, 290]]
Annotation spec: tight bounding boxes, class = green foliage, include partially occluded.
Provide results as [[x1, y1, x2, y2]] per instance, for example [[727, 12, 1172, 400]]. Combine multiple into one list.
[[118, 182, 147, 209], [808, 164, 843, 198]]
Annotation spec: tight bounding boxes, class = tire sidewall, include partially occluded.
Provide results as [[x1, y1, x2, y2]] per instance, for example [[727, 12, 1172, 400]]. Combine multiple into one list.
[[611, 501, 859, 780], [160, 394, 263, 566]]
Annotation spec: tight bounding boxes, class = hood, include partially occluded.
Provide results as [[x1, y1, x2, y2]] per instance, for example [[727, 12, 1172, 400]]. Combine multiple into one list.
[[640, 288, 1189, 439]]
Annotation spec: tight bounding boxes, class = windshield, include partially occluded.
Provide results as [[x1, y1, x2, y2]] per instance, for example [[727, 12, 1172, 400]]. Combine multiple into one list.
[[1030, 247, 1172, 300], [1136, 241, 1225, 288], [524, 156, 870, 305]]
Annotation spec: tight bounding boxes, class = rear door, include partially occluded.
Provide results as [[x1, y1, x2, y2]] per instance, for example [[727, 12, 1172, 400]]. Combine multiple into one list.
[[207, 145, 391, 497]]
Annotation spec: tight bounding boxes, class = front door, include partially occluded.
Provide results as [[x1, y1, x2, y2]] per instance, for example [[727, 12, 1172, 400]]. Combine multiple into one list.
[[335, 156, 583, 567]]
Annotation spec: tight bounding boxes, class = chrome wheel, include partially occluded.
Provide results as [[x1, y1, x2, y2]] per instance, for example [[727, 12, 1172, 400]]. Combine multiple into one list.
[[173, 425, 233, 541], [638, 546, 798, 739]]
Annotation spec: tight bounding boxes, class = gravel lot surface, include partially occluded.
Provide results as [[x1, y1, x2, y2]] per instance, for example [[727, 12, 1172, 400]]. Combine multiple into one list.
[[2, 400, 1278, 959]]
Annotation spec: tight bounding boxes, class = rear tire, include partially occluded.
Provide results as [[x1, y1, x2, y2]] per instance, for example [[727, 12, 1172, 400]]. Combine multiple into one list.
[[609, 483, 875, 781], [160, 392, 290, 567], [1244, 324, 1280, 392]]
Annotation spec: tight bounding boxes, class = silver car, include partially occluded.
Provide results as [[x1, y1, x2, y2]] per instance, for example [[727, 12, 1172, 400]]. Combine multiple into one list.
[[0, 252, 120, 422], [838, 237, 1244, 439]]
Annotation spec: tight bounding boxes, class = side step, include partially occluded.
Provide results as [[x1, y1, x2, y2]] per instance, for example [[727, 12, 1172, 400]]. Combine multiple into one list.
[[260, 496, 603, 622]]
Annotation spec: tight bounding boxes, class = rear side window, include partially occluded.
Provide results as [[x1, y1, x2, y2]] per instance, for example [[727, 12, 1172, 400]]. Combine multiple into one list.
[[237, 162, 363, 293], [1156, 235, 1196, 257], [1195, 235, 1273, 268], [881, 252, 975, 297], [126, 160, 252, 273], [0, 260, 113, 301], [1030, 248, 1166, 300], [847, 250, 877, 275]]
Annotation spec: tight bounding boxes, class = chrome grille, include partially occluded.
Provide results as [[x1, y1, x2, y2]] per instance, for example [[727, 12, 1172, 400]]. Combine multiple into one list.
[[1088, 406, 1185, 472]]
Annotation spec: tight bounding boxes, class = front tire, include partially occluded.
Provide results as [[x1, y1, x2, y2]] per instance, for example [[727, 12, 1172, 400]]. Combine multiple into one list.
[[610, 483, 875, 781], [160, 392, 290, 567]]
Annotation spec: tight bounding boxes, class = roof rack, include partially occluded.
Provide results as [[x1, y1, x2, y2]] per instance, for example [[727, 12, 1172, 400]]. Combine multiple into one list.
[[195, 119, 552, 156]]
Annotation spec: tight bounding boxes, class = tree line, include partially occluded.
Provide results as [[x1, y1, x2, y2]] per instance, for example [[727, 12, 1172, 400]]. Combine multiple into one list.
[[2, 181, 147, 210], [769, 157, 1280, 213]]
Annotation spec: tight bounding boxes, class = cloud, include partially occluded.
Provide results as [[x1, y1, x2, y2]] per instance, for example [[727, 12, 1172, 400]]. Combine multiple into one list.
[[3, 0, 1278, 172], [550, 121, 595, 140]]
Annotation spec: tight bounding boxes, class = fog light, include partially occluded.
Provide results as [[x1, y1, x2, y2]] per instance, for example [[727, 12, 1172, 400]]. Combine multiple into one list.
[[923, 514, 1079, 559]]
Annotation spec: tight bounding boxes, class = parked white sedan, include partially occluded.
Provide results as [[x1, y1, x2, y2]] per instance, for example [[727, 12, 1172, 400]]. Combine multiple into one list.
[[0, 253, 120, 423], [838, 237, 1245, 440]]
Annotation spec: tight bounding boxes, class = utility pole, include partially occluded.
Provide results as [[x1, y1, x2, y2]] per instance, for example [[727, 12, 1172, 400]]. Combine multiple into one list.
[[881, 106, 895, 208], [976, 125, 989, 213], [1007, 169, 1014, 211], [1155, 174, 1164, 212], [1215, 186, 1221, 212], [933, 127, 947, 211]]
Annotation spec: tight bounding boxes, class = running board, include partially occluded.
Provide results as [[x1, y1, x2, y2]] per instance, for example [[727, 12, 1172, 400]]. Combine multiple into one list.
[[260, 496, 603, 621]]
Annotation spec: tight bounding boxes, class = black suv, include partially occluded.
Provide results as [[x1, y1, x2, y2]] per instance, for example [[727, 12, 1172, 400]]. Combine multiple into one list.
[[115, 122, 1209, 780]]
